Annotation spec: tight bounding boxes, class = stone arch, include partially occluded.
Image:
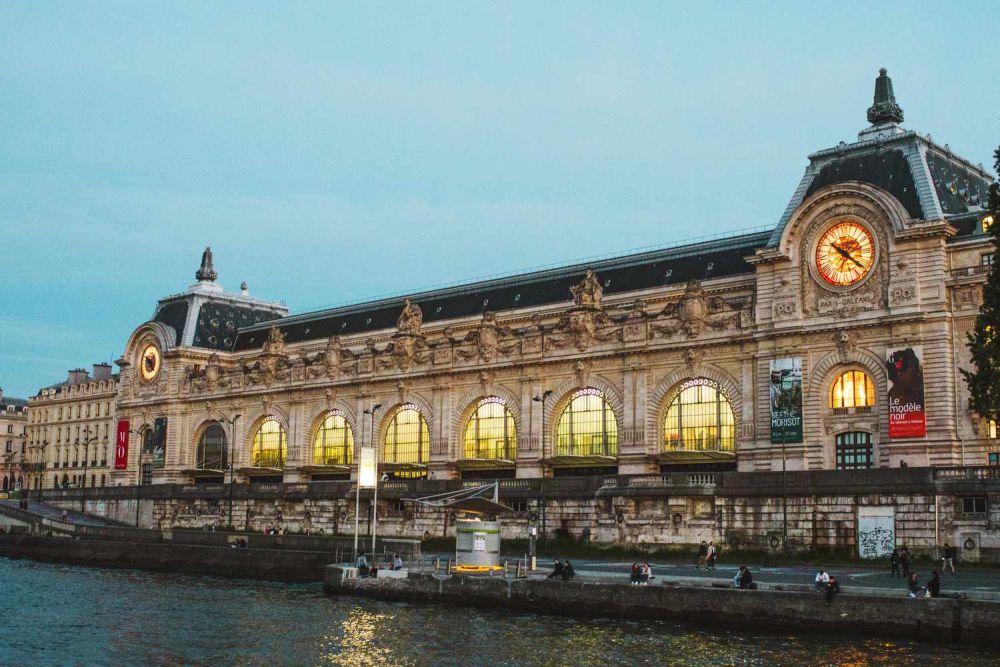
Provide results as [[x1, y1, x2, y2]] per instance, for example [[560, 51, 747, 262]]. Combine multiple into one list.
[[777, 181, 912, 259], [243, 406, 291, 466], [123, 320, 177, 358], [808, 347, 887, 399], [647, 363, 743, 440], [544, 374, 624, 430], [451, 383, 523, 448], [306, 402, 360, 465], [376, 392, 435, 457], [191, 418, 229, 470]]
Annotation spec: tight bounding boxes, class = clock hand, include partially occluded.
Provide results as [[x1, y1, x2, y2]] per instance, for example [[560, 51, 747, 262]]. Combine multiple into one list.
[[831, 243, 866, 270]]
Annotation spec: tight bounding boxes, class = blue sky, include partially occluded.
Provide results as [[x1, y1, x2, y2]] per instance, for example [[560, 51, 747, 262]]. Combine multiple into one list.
[[0, 1, 997, 398]]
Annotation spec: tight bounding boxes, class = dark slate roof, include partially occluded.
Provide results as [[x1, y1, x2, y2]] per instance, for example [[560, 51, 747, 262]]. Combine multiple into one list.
[[926, 150, 993, 216], [34, 375, 120, 397], [233, 229, 772, 350], [1, 396, 28, 410], [190, 301, 283, 350], [804, 149, 922, 219], [152, 300, 189, 346]]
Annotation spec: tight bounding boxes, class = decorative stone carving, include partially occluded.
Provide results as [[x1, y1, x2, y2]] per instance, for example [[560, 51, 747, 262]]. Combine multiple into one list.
[[623, 300, 649, 342], [652, 280, 743, 338], [262, 326, 286, 356], [836, 330, 855, 358], [570, 269, 603, 309], [396, 298, 423, 334], [573, 360, 591, 387], [682, 348, 702, 372], [456, 312, 517, 362]]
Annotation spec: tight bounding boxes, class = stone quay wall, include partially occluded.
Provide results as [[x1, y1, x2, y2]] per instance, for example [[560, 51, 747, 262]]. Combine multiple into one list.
[[33, 467, 1000, 561], [325, 568, 1000, 647], [0, 534, 336, 582]]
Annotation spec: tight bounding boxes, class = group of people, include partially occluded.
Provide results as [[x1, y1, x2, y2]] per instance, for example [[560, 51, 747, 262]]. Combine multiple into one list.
[[629, 562, 654, 585], [890, 544, 954, 598], [733, 566, 755, 589], [695, 541, 718, 569], [907, 570, 942, 598], [354, 553, 405, 578], [813, 570, 840, 603], [546, 559, 576, 581]]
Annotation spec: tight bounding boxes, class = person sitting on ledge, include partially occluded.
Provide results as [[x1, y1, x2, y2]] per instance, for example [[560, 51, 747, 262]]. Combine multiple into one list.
[[814, 570, 829, 591], [736, 566, 755, 590], [547, 559, 564, 580], [824, 575, 840, 604], [393, 553, 404, 570], [907, 572, 924, 598], [927, 571, 941, 598], [356, 554, 370, 578], [561, 560, 575, 581], [630, 562, 640, 585]]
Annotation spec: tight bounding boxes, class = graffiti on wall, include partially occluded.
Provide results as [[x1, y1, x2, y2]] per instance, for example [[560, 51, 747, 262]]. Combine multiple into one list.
[[857, 507, 896, 559]]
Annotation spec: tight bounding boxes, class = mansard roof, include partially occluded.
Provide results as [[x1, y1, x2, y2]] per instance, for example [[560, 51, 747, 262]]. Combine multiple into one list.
[[768, 69, 993, 247], [232, 229, 771, 351]]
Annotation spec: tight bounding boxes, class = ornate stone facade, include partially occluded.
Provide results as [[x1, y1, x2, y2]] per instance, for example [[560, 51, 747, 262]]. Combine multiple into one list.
[[109, 71, 997, 488]]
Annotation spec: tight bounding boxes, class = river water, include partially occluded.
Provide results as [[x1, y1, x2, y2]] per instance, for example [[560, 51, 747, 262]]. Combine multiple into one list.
[[0, 558, 995, 666]]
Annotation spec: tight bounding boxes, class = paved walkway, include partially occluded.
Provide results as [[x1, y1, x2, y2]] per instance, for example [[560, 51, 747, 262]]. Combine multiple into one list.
[[0, 500, 123, 527], [539, 558, 1000, 599]]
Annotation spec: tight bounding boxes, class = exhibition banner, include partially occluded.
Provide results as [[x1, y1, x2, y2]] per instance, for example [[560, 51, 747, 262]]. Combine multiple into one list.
[[358, 446, 377, 488], [887, 346, 926, 438], [115, 420, 130, 470], [152, 417, 168, 468], [769, 357, 803, 443]]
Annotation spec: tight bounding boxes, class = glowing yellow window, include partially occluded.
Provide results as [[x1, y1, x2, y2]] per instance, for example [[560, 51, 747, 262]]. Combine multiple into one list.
[[555, 388, 618, 457], [313, 411, 354, 466], [383, 405, 429, 465], [662, 379, 735, 452], [251, 417, 287, 469], [463, 397, 517, 460], [830, 370, 875, 408]]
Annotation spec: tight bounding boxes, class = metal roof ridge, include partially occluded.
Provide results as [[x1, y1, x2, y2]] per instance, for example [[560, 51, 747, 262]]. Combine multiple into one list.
[[242, 225, 775, 330]]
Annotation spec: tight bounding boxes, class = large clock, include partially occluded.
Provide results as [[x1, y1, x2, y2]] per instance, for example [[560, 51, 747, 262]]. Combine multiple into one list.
[[139, 344, 161, 382], [814, 221, 876, 287]]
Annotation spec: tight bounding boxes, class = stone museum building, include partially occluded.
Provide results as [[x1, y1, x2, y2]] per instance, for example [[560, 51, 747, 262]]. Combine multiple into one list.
[[0, 388, 28, 492], [110, 69, 995, 488], [27, 70, 1000, 560]]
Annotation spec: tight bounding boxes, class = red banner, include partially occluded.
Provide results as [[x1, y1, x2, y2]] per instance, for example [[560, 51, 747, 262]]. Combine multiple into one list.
[[887, 346, 926, 438], [115, 420, 130, 470]]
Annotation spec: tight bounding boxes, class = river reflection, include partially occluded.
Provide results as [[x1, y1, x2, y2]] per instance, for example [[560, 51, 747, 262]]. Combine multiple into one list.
[[0, 558, 993, 666]]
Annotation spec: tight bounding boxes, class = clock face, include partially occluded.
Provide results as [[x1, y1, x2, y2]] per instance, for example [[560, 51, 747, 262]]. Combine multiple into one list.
[[815, 221, 876, 287], [140, 345, 161, 382]]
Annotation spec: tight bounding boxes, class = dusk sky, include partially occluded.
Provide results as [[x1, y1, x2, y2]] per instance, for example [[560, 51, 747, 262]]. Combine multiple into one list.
[[1, 1, 997, 398]]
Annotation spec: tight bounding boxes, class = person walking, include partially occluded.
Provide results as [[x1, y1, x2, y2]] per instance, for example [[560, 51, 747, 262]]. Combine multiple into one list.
[[941, 543, 956, 575], [889, 548, 900, 578], [696, 541, 708, 570], [706, 542, 718, 570]]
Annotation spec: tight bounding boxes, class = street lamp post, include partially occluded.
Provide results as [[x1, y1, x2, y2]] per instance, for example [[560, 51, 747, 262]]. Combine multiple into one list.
[[77, 427, 100, 513], [215, 413, 242, 531], [365, 404, 382, 563], [530, 389, 553, 570]]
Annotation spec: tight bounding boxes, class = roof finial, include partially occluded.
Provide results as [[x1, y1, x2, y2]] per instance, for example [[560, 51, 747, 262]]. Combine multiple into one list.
[[196, 247, 218, 282], [866, 67, 903, 125]]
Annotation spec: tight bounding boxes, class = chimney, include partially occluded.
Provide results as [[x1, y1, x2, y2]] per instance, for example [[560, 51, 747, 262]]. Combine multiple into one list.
[[93, 363, 112, 380], [68, 369, 89, 384]]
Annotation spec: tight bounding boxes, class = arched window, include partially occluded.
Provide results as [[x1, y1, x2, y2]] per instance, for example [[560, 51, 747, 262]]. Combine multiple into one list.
[[555, 388, 618, 457], [251, 417, 287, 469], [196, 423, 227, 470], [383, 405, 429, 465], [662, 379, 735, 452], [830, 370, 875, 408], [463, 397, 517, 460], [313, 411, 354, 466]]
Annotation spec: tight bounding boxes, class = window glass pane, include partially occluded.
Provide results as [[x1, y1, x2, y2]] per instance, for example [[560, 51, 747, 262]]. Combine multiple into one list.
[[313, 411, 354, 465], [830, 371, 875, 408], [662, 379, 735, 452], [384, 405, 429, 464], [835, 431, 872, 469], [196, 423, 227, 470], [463, 397, 517, 460], [251, 418, 287, 469], [554, 389, 618, 457]]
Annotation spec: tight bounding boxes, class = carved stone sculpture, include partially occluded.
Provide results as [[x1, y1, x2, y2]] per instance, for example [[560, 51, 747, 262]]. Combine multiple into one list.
[[570, 269, 604, 309], [397, 298, 423, 334]]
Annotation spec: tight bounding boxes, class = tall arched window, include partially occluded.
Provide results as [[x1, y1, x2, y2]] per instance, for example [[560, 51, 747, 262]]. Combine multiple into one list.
[[662, 379, 735, 452], [383, 405, 429, 465], [251, 417, 287, 469], [555, 388, 619, 457], [830, 370, 875, 408], [463, 397, 517, 460], [196, 423, 227, 470], [313, 411, 354, 466]]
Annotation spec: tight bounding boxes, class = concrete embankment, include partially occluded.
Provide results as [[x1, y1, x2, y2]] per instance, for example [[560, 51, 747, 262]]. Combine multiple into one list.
[[0, 534, 334, 583], [324, 567, 1000, 646]]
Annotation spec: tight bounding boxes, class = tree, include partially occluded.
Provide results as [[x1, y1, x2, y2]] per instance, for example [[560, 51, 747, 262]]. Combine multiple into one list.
[[962, 146, 1000, 426]]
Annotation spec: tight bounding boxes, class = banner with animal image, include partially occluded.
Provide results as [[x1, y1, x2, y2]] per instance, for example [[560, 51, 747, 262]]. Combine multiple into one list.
[[886, 346, 926, 438], [769, 357, 803, 443]]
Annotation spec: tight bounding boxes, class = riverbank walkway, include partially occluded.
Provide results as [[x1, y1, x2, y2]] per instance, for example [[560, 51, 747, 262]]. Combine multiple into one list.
[[0, 500, 127, 527]]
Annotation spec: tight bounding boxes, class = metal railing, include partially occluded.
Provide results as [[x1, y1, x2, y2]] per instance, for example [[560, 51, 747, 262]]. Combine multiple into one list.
[[950, 265, 990, 279]]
